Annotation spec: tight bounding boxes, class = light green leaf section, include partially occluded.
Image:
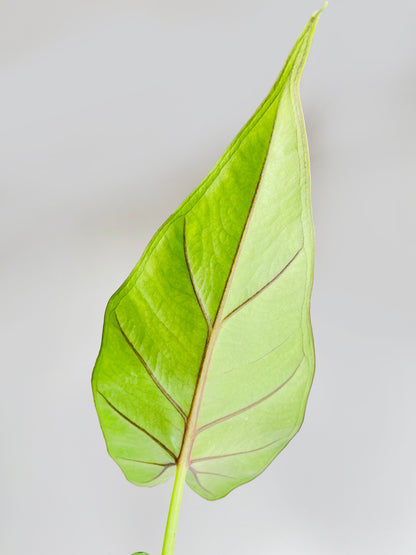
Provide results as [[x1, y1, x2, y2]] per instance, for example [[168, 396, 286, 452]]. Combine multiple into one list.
[[92, 8, 323, 501]]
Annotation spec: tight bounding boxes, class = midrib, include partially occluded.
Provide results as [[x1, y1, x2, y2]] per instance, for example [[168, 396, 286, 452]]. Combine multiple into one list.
[[176, 29, 311, 476], [177, 121, 278, 474]]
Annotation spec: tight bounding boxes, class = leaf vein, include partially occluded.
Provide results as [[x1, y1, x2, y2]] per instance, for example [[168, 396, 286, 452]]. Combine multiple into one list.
[[222, 331, 297, 376], [191, 438, 283, 464], [116, 456, 173, 467], [97, 390, 177, 461], [189, 466, 214, 496], [176, 106, 278, 470], [140, 464, 174, 484], [223, 246, 303, 322], [196, 355, 304, 435], [191, 468, 235, 480], [115, 313, 187, 422], [183, 217, 213, 331]]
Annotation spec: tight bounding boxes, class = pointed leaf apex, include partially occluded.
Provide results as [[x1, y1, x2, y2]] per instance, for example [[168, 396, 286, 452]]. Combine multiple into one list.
[[306, 2, 327, 34], [314, 2, 328, 18]]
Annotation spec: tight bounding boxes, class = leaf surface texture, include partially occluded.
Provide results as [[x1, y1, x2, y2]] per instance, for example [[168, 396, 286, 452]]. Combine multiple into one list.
[[92, 10, 322, 500]]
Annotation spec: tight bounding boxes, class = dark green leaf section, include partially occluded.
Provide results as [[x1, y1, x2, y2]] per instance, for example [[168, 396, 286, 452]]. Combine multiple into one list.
[[92, 8, 323, 500]]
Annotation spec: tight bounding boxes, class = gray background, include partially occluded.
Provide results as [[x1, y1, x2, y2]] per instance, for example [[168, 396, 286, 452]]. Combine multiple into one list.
[[1, 1, 415, 554]]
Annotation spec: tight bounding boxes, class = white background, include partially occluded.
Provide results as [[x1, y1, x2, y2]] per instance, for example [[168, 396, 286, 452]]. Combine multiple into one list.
[[1, 1, 415, 554]]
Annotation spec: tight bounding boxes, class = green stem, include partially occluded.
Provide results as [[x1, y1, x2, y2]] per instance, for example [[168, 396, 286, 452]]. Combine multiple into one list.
[[161, 460, 187, 555]]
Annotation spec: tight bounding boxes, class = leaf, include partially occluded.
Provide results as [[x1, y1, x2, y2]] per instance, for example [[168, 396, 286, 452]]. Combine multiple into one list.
[[92, 8, 323, 502]]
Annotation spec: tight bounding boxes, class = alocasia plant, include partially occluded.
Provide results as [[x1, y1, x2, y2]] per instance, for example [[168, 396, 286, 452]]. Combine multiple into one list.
[[92, 5, 325, 554]]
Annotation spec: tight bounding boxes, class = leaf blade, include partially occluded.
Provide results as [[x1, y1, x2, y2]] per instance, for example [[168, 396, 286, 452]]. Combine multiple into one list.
[[92, 7, 323, 500]]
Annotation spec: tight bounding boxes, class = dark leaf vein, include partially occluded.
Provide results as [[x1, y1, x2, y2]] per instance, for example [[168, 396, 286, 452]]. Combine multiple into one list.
[[191, 469, 235, 480], [183, 217, 213, 331], [115, 313, 187, 421], [223, 246, 303, 322], [196, 355, 304, 435], [178, 110, 278, 470], [141, 464, 174, 484], [97, 390, 177, 461], [191, 438, 283, 464], [116, 456, 172, 467], [189, 466, 213, 495]]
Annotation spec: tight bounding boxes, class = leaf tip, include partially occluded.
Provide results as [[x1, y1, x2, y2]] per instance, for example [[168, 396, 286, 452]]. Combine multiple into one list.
[[313, 2, 328, 19]]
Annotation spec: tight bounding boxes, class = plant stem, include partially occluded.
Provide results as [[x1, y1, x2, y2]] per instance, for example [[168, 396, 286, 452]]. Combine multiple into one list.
[[161, 459, 187, 555]]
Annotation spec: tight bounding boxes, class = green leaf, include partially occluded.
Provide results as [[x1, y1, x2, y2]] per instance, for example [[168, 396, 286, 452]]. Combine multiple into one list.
[[92, 7, 323, 502]]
